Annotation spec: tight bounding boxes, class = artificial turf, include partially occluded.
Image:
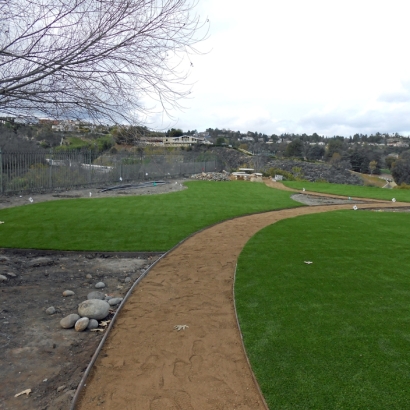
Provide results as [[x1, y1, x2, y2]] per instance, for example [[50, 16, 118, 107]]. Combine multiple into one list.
[[235, 210, 410, 409], [283, 180, 410, 202], [0, 180, 302, 251]]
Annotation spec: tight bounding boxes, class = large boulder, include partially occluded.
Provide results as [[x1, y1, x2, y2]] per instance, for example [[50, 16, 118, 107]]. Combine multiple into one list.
[[78, 299, 110, 320]]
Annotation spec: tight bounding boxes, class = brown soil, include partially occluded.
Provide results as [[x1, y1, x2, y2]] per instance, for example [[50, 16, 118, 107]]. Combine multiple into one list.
[[1, 180, 409, 410]]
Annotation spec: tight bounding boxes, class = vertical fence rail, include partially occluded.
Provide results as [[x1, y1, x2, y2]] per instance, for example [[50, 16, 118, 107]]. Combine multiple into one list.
[[0, 148, 2, 194]]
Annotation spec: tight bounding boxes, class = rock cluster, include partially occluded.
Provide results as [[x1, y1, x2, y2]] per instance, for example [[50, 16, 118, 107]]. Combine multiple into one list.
[[264, 159, 364, 185], [191, 171, 230, 181]]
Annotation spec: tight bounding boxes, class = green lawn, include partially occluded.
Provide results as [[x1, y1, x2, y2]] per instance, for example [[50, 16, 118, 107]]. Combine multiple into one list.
[[235, 210, 410, 409], [283, 181, 410, 202], [0, 181, 302, 251]]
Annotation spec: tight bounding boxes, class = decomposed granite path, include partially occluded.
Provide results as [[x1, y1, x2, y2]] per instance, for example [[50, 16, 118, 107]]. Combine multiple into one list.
[[76, 186, 410, 410]]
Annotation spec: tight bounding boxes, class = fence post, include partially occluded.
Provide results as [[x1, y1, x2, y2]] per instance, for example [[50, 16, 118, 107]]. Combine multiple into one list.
[[0, 148, 2, 194], [49, 148, 53, 188]]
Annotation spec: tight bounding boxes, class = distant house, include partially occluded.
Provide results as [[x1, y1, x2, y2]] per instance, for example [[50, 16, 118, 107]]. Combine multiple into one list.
[[142, 135, 212, 147]]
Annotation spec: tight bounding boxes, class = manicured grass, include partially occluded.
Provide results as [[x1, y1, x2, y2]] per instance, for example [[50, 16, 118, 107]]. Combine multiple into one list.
[[283, 180, 410, 202], [235, 210, 410, 409], [0, 181, 302, 251]]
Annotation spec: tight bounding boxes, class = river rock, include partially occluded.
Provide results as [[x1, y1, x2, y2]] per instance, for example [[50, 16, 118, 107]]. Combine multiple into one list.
[[86, 274, 92, 279], [108, 298, 123, 306], [46, 306, 56, 315], [94, 282, 106, 289], [87, 291, 105, 300], [63, 290, 75, 297], [0, 256, 10, 262], [124, 277, 131, 283], [5, 272, 16, 277], [0, 274, 7, 282], [75, 317, 89, 332], [27, 257, 53, 267], [78, 299, 110, 320], [60, 314, 80, 329], [87, 319, 99, 330]]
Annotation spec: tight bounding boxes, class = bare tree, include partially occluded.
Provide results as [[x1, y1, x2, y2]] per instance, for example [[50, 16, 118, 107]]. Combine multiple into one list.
[[0, 0, 208, 123]]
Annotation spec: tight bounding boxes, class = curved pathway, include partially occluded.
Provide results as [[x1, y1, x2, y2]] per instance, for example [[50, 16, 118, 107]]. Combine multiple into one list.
[[76, 186, 409, 409]]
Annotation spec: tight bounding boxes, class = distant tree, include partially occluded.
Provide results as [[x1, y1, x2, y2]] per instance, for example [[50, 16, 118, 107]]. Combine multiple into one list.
[[391, 151, 410, 185], [285, 139, 304, 158], [166, 128, 183, 138], [325, 138, 344, 160], [369, 160, 378, 175], [385, 156, 396, 170], [216, 137, 225, 145], [306, 144, 325, 160]]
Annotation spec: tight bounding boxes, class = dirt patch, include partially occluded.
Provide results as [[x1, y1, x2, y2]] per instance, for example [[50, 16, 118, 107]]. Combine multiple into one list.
[[291, 193, 366, 206], [0, 249, 163, 410], [0, 179, 187, 211]]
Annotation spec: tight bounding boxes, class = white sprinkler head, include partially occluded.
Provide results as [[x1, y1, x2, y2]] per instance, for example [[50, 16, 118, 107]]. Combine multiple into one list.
[[353, 205, 358, 210]]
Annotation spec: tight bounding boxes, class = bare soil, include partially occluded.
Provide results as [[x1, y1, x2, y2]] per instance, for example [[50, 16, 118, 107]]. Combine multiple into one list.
[[1, 180, 409, 410]]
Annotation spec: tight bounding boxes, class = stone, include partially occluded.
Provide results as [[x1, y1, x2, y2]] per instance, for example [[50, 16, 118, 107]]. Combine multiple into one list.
[[75, 317, 89, 332], [27, 257, 53, 267], [78, 299, 110, 320], [60, 314, 80, 329], [87, 319, 99, 330], [5, 272, 16, 277], [124, 277, 131, 283], [57, 385, 66, 393], [95, 282, 106, 289], [108, 298, 123, 306], [0, 274, 7, 282], [63, 290, 75, 297], [85, 274, 92, 279], [46, 306, 56, 315], [87, 291, 105, 300]]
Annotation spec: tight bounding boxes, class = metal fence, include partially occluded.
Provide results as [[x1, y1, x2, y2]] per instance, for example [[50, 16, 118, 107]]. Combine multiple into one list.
[[0, 149, 223, 195]]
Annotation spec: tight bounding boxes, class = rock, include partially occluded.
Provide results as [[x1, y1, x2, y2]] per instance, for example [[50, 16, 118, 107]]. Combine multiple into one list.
[[87, 291, 105, 300], [5, 272, 16, 277], [46, 306, 56, 315], [57, 385, 66, 393], [0, 274, 7, 282], [63, 290, 75, 297], [87, 319, 98, 330], [87, 319, 99, 330], [124, 277, 131, 283], [78, 299, 110, 320], [27, 257, 53, 267], [85, 274, 92, 279], [190, 172, 231, 181], [60, 314, 80, 329], [108, 298, 123, 306], [0, 256, 10, 262], [94, 282, 106, 289], [75, 317, 89, 332]]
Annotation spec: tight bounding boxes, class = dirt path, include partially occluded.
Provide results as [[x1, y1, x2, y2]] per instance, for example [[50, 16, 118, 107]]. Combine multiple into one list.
[[76, 194, 410, 409]]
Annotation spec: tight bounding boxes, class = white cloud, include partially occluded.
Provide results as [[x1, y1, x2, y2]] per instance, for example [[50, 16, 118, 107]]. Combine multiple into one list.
[[145, 0, 410, 136]]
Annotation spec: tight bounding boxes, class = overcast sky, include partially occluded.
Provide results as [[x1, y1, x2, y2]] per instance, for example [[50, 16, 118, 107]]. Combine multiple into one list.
[[147, 0, 410, 137]]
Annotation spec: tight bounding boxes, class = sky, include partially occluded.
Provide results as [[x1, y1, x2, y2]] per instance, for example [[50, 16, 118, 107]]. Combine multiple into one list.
[[146, 0, 410, 137]]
